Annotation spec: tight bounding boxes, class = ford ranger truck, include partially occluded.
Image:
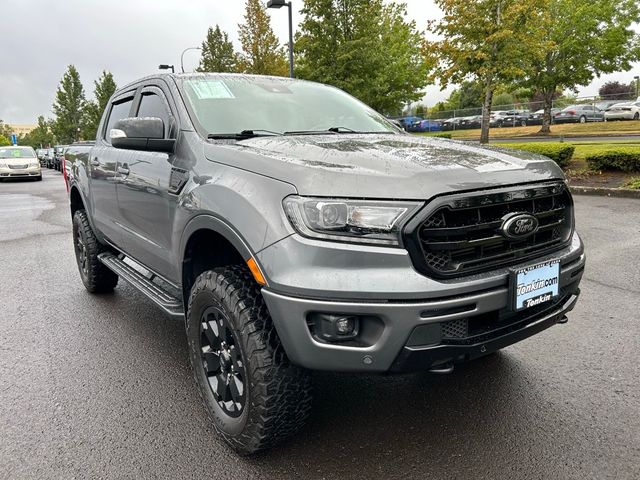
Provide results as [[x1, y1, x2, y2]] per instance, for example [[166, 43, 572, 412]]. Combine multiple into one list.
[[65, 73, 585, 454]]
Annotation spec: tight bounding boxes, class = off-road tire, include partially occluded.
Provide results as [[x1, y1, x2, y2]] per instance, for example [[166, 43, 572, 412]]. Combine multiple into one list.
[[187, 266, 312, 455], [72, 209, 118, 293]]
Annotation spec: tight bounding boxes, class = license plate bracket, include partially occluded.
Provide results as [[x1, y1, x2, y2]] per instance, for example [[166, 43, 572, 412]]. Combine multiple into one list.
[[510, 259, 560, 311]]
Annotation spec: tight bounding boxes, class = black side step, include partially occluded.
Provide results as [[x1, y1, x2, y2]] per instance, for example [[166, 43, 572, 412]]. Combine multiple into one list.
[[98, 252, 184, 318]]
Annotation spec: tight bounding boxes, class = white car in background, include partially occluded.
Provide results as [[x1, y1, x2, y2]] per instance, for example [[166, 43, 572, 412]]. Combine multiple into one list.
[[604, 102, 640, 121], [0, 146, 42, 181]]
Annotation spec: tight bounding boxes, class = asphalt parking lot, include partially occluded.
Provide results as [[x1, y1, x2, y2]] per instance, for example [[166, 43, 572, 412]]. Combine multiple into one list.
[[1, 170, 639, 480]]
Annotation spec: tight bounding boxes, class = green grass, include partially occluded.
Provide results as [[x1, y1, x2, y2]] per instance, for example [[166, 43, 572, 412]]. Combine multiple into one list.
[[622, 177, 640, 189]]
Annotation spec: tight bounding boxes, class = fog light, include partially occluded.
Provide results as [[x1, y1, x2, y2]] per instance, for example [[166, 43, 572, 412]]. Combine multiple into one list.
[[335, 316, 356, 335], [309, 313, 360, 342]]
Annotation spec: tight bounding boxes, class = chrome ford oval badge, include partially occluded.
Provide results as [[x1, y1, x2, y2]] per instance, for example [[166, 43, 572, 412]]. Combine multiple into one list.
[[501, 213, 539, 240]]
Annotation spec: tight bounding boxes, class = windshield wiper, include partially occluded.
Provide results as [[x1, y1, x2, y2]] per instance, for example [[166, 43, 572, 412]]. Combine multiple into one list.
[[283, 127, 394, 135], [208, 129, 282, 140]]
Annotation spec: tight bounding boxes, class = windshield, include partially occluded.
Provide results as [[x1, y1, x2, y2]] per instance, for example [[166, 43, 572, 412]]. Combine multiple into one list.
[[0, 147, 36, 158], [179, 75, 397, 136]]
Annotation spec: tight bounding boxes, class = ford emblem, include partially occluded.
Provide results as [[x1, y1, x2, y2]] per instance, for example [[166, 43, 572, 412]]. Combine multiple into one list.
[[500, 213, 539, 240]]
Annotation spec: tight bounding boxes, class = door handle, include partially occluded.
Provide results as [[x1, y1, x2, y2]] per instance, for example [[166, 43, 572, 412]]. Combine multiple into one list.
[[117, 165, 130, 175], [90, 158, 100, 166]]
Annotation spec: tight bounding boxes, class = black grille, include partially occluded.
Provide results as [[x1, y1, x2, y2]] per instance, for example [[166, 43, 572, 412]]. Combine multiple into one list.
[[405, 183, 573, 278], [441, 318, 468, 339]]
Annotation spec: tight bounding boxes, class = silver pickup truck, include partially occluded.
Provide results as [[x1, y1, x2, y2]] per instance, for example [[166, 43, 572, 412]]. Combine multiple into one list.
[[65, 73, 585, 454]]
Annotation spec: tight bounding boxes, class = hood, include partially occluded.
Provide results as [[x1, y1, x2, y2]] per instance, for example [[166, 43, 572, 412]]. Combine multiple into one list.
[[204, 134, 564, 199]]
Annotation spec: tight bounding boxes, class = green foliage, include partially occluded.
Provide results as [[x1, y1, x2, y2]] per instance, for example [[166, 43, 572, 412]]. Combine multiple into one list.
[[428, 0, 548, 142], [82, 71, 117, 140], [622, 177, 640, 189], [424, 132, 453, 139], [0, 134, 10, 146], [296, 0, 429, 115], [527, 0, 640, 133], [501, 142, 575, 168], [52, 65, 86, 144], [585, 147, 640, 171], [0, 120, 13, 139], [18, 116, 56, 148], [238, 0, 288, 76], [492, 92, 515, 109], [197, 25, 240, 73]]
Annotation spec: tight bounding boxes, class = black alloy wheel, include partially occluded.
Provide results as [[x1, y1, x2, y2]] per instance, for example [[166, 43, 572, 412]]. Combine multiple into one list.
[[75, 222, 89, 276], [199, 306, 246, 417]]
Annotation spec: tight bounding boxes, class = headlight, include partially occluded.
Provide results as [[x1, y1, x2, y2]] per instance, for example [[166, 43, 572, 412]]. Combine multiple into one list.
[[0, 162, 7, 168], [283, 196, 423, 246]]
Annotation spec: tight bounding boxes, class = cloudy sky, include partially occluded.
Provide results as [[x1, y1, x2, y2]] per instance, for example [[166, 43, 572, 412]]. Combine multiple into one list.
[[1, 0, 638, 124]]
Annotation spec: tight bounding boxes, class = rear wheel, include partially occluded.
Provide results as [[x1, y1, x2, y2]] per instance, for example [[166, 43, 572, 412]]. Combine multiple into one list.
[[72, 209, 118, 293], [187, 266, 312, 454]]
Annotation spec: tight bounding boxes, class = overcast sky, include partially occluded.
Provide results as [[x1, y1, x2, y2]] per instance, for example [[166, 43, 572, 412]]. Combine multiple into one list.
[[1, 0, 638, 124]]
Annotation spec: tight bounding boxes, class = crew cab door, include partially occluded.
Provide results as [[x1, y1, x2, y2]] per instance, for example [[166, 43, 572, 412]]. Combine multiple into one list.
[[89, 92, 135, 245], [115, 84, 180, 279]]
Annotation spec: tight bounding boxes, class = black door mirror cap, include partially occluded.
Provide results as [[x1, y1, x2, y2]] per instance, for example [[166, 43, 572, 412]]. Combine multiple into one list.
[[110, 117, 175, 153]]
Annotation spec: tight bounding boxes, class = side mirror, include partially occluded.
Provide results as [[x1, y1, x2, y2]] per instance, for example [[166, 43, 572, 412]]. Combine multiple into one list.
[[110, 117, 175, 153]]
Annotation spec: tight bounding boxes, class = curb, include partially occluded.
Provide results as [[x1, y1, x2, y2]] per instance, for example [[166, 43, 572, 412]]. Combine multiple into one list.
[[569, 185, 640, 199]]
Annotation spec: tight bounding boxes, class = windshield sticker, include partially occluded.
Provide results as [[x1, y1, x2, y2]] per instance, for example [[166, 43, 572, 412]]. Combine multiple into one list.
[[189, 80, 235, 100]]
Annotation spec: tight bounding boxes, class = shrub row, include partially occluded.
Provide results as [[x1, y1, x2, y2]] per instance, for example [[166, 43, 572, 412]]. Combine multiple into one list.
[[425, 132, 453, 139], [585, 148, 640, 172], [500, 142, 575, 168]]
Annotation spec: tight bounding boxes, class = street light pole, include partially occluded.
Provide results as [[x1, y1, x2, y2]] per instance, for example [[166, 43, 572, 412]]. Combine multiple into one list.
[[267, 0, 294, 78], [635, 76, 639, 99], [181, 47, 202, 73]]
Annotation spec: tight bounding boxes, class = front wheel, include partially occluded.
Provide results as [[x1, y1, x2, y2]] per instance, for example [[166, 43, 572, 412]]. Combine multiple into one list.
[[579, 115, 587, 123], [187, 266, 312, 455], [634, 112, 639, 121]]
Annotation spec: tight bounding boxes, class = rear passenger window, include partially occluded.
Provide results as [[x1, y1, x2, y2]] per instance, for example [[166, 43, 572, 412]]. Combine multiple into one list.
[[104, 98, 134, 143], [137, 93, 171, 137]]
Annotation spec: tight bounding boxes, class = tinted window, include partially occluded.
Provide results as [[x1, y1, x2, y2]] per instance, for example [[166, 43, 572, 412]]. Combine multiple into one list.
[[104, 98, 133, 142], [137, 93, 170, 136]]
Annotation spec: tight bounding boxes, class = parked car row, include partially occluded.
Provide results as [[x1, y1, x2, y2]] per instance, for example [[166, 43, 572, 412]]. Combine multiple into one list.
[[398, 100, 639, 132], [37, 145, 68, 171]]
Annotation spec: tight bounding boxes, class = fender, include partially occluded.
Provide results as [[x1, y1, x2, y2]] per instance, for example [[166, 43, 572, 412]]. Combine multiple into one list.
[[68, 181, 100, 238], [179, 213, 256, 269]]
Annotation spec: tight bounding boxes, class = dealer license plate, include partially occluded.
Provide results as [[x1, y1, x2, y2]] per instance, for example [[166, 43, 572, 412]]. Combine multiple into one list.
[[511, 260, 560, 311]]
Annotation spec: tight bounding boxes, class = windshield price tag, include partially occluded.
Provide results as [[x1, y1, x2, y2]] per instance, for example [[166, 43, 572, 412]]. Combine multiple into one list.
[[189, 80, 235, 100], [510, 259, 560, 311]]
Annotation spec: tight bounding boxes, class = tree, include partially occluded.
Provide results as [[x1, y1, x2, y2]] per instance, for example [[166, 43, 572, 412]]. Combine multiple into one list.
[[599, 80, 636, 100], [427, 0, 548, 142], [238, 0, 288, 76], [296, 0, 429, 115], [197, 25, 240, 73], [528, 0, 640, 134], [82, 71, 117, 140], [0, 120, 13, 139], [18, 116, 56, 148], [0, 135, 10, 146], [52, 65, 86, 144]]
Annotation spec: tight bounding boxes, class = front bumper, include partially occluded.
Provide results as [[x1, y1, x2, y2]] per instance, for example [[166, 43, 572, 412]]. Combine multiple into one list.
[[0, 166, 41, 178], [261, 233, 585, 373], [605, 112, 635, 120]]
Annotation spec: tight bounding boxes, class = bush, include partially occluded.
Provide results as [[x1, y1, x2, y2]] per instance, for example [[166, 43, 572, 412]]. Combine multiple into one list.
[[622, 177, 640, 189], [585, 148, 640, 172], [424, 132, 452, 139], [500, 142, 575, 168]]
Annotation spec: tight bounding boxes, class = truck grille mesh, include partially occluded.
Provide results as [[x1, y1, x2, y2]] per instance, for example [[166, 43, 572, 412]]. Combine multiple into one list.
[[406, 183, 573, 277]]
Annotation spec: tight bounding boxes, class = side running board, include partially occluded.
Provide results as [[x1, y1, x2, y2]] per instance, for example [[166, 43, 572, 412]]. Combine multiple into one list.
[[98, 252, 184, 318]]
